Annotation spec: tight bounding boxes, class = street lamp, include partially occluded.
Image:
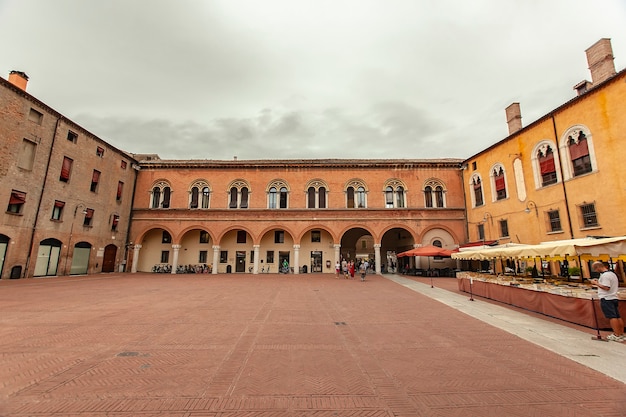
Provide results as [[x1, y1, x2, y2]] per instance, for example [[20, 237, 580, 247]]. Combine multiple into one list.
[[63, 203, 88, 275], [524, 200, 538, 216]]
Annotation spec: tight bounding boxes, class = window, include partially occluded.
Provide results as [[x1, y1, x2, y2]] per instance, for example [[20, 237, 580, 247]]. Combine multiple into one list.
[[67, 130, 78, 143], [361, 240, 367, 249], [356, 187, 366, 208], [51, 200, 65, 220], [492, 166, 507, 200], [162, 231, 172, 243], [150, 182, 171, 208], [190, 187, 199, 209], [28, 108, 43, 124], [161, 251, 170, 264], [580, 203, 598, 228], [199, 250, 208, 264], [60, 156, 73, 182], [237, 230, 247, 244], [306, 180, 329, 209], [199, 231, 210, 244], [116, 182, 124, 201], [275, 230, 285, 244], [96, 146, 104, 157], [220, 251, 228, 263], [432, 240, 443, 248], [111, 214, 120, 232], [228, 180, 250, 209], [471, 161, 477, 171], [279, 187, 288, 208], [471, 175, 484, 207], [567, 131, 592, 176], [424, 179, 446, 208], [190, 181, 210, 209], [267, 180, 289, 209], [266, 250, 275, 264], [83, 208, 94, 226], [90, 170, 101, 192], [347, 187, 355, 208], [7, 190, 26, 214], [499, 219, 509, 238], [538, 146, 557, 186], [319, 187, 326, 208], [201, 187, 210, 209], [384, 180, 406, 208], [269, 187, 277, 208], [18, 139, 36, 171], [311, 230, 321, 243], [477, 224, 485, 241], [548, 210, 562, 232], [121, 160, 127, 169]]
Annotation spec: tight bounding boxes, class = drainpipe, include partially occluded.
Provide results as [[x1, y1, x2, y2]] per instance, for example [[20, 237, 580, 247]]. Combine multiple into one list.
[[550, 114, 575, 239], [459, 164, 470, 244], [123, 162, 140, 272], [24, 117, 61, 277]]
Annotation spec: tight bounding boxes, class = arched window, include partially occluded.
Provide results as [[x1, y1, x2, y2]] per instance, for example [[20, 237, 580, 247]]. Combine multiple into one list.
[[228, 180, 250, 209], [267, 179, 289, 209], [150, 181, 171, 209], [346, 179, 367, 209], [560, 126, 596, 180], [423, 178, 446, 208], [432, 239, 442, 248], [469, 174, 484, 208], [189, 180, 211, 209], [306, 180, 328, 209], [384, 179, 407, 208], [531, 141, 561, 189], [490, 164, 507, 201]]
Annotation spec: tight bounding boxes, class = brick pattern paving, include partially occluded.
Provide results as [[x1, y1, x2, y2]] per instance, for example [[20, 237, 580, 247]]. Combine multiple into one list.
[[1, 273, 625, 416]]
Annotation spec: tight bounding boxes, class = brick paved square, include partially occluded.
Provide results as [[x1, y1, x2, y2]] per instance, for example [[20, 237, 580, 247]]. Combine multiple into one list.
[[1, 273, 625, 416]]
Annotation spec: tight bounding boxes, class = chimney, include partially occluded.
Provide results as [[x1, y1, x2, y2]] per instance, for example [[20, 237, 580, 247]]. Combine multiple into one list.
[[505, 102, 522, 135], [585, 38, 616, 85], [573, 80, 593, 96], [8, 70, 29, 91]]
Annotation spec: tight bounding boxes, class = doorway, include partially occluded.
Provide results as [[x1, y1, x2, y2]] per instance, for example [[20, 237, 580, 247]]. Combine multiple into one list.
[[34, 238, 62, 277], [236, 251, 246, 272], [70, 241, 91, 275], [311, 251, 322, 273], [102, 244, 117, 272], [0, 234, 8, 278]]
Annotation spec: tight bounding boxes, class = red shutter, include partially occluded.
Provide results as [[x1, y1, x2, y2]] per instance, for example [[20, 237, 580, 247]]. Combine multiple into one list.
[[117, 182, 123, 199], [54, 200, 65, 208], [60, 157, 72, 180], [112, 215, 119, 227], [569, 138, 589, 160], [539, 155, 555, 175], [9, 191, 26, 204], [92, 170, 100, 183], [473, 181, 481, 190], [85, 208, 94, 219], [495, 176, 505, 191]]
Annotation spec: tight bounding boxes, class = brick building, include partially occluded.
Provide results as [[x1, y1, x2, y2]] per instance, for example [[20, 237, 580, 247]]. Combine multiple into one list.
[[128, 158, 466, 275], [0, 72, 137, 279]]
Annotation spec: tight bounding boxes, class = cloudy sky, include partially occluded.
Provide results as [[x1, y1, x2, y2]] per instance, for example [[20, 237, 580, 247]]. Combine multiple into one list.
[[1, 0, 625, 160]]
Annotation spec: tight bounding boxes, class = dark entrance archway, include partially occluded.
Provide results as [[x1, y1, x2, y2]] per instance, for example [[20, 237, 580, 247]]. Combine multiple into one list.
[[381, 227, 416, 273], [340, 227, 374, 263], [0, 234, 8, 278], [102, 244, 117, 272]]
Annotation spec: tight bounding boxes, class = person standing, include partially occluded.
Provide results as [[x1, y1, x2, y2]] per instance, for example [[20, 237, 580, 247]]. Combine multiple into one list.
[[341, 259, 348, 279], [359, 261, 367, 282], [590, 261, 624, 341], [335, 261, 340, 278], [349, 261, 355, 279]]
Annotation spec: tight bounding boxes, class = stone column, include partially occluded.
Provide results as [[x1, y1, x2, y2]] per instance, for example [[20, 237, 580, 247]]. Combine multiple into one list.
[[171, 244, 181, 274], [334, 244, 341, 265], [293, 244, 300, 275], [131, 244, 142, 273], [413, 243, 422, 269], [253, 245, 260, 274], [212, 245, 220, 275], [374, 243, 382, 275]]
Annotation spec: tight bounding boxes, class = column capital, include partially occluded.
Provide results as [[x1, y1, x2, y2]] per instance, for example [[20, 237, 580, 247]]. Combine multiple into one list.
[[373, 243, 382, 248], [293, 244, 301, 249], [133, 244, 142, 250], [333, 244, 341, 248], [212, 245, 221, 250], [253, 244, 261, 248], [172, 244, 182, 250]]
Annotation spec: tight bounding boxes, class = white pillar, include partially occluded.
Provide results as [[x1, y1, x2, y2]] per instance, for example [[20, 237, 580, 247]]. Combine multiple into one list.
[[131, 244, 141, 273], [293, 244, 300, 275], [334, 244, 341, 265], [413, 243, 422, 269], [171, 244, 181, 274], [374, 243, 382, 275], [212, 245, 220, 275], [253, 245, 260, 274]]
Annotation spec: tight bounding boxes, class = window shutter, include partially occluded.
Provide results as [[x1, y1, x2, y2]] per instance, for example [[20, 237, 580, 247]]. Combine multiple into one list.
[[10, 191, 26, 204], [495, 176, 505, 191], [54, 200, 65, 208], [60, 157, 72, 180], [117, 182, 123, 199], [569, 137, 589, 160], [92, 170, 100, 183], [539, 155, 555, 175], [85, 208, 94, 219]]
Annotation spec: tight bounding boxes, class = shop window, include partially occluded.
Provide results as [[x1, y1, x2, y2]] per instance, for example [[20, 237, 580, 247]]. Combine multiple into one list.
[[220, 251, 228, 263], [83, 208, 94, 226], [580, 203, 598, 228], [499, 219, 509, 237], [18, 139, 36, 171], [51, 200, 65, 220], [7, 190, 26, 214]]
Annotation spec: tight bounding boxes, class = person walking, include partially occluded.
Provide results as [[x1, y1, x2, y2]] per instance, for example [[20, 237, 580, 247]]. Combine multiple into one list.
[[590, 261, 625, 341], [335, 261, 340, 278], [349, 261, 355, 279], [359, 261, 367, 282]]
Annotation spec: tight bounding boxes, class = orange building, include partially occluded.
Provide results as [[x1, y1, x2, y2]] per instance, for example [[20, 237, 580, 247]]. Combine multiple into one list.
[[461, 38, 626, 278], [128, 158, 467, 275]]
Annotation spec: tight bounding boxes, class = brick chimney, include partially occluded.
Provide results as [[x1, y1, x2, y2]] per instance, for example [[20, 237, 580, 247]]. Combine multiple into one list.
[[585, 38, 616, 85], [505, 102, 522, 135], [8, 70, 29, 91]]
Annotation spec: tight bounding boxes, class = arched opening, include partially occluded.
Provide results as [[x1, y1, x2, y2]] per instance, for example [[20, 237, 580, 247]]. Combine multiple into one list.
[[300, 228, 334, 273], [0, 234, 9, 278], [178, 228, 213, 272], [137, 228, 175, 273], [70, 241, 92, 275], [260, 228, 295, 273], [220, 229, 254, 273], [34, 238, 62, 277], [380, 227, 416, 273], [340, 228, 374, 265]]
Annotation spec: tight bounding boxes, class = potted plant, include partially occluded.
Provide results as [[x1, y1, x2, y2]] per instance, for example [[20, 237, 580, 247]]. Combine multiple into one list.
[[568, 266, 581, 279], [525, 266, 534, 276]]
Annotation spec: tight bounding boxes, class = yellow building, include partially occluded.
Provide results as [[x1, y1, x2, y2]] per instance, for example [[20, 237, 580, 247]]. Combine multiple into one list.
[[462, 38, 626, 278]]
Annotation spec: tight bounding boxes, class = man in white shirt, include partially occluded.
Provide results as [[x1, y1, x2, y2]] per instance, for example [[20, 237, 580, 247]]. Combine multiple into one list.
[[591, 261, 624, 341]]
